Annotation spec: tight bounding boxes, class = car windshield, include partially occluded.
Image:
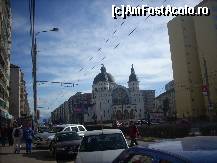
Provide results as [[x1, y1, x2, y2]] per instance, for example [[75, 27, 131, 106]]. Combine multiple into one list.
[[79, 133, 127, 152], [56, 132, 80, 142], [50, 127, 64, 133]]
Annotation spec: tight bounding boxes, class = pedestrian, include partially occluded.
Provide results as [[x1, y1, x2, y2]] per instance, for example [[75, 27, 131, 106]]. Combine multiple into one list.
[[8, 124, 14, 146], [128, 121, 140, 147], [12, 124, 23, 153], [24, 124, 34, 154]]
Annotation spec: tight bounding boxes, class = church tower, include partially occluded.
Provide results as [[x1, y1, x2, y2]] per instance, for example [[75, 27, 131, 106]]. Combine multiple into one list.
[[128, 64, 139, 92], [92, 64, 115, 122]]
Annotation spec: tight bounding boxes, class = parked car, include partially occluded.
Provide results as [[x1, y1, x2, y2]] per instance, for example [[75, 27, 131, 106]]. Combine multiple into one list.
[[75, 129, 128, 163], [50, 131, 82, 160], [113, 136, 217, 163], [34, 124, 86, 148]]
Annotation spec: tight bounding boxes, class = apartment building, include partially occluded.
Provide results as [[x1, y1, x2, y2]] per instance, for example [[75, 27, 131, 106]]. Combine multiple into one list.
[[168, 0, 217, 120], [9, 64, 30, 119], [155, 80, 176, 120], [0, 0, 12, 126]]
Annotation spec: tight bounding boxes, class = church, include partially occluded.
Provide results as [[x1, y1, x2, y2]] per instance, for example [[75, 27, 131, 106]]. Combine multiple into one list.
[[84, 64, 154, 123]]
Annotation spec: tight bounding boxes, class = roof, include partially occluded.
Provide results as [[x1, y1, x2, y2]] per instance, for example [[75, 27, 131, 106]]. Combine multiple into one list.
[[128, 64, 138, 82], [147, 136, 217, 162], [93, 65, 115, 84], [84, 129, 123, 136]]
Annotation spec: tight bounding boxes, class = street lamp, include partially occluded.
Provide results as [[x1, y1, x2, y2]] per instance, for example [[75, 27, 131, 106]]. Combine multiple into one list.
[[33, 27, 59, 129]]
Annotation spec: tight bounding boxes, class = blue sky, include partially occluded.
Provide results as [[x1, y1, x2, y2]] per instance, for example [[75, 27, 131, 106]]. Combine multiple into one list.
[[11, 0, 202, 119]]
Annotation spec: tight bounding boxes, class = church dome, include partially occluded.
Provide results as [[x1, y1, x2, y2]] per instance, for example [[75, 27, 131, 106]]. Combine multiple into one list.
[[93, 64, 115, 84], [128, 64, 138, 82]]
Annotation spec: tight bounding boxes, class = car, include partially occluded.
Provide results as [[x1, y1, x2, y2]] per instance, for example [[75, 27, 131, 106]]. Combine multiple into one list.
[[50, 131, 82, 160], [33, 131, 55, 148], [75, 129, 129, 163], [113, 136, 217, 163], [34, 124, 86, 148], [38, 126, 50, 133]]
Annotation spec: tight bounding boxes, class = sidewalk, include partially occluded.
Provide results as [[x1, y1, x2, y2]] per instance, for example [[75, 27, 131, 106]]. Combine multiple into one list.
[[0, 144, 56, 163]]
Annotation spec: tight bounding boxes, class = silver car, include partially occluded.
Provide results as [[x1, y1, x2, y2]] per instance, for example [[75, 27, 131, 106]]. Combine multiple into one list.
[[75, 129, 128, 163]]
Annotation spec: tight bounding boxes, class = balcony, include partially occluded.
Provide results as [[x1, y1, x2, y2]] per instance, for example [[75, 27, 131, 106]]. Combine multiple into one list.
[[0, 63, 9, 81], [0, 78, 7, 91], [0, 97, 6, 109], [0, 42, 9, 67]]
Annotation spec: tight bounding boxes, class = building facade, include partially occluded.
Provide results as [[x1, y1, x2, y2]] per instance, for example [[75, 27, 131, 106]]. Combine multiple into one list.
[[51, 65, 155, 124], [90, 64, 151, 123], [141, 90, 155, 119], [0, 0, 12, 126], [167, 0, 217, 120], [52, 93, 92, 124], [155, 80, 176, 120], [9, 64, 30, 119]]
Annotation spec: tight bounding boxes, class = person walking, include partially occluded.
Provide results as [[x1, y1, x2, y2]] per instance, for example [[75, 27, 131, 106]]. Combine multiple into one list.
[[24, 124, 34, 154], [129, 121, 140, 147], [12, 124, 23, 153]]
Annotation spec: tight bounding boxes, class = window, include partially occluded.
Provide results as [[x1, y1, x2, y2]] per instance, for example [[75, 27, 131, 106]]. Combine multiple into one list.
[[79, 133, 127, 152], [78, 126, 85, 131], [128, 154, 153, 163], [64, 127, 71, 132], [71, 127, 78, 132]]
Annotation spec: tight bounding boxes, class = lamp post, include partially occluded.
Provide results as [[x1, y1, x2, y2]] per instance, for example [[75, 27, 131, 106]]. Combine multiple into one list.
[[33, 28, 59, 129]]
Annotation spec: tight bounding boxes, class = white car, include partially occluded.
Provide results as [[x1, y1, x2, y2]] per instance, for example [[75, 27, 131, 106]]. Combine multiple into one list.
[[51, 124, 87, 137], [75, 129, 128, 163], [35, 124, 86, 148]]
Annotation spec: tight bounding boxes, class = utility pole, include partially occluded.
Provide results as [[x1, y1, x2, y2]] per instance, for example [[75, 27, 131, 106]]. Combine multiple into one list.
[[32, 28, 58, 130], [33, 37, 37, 128]]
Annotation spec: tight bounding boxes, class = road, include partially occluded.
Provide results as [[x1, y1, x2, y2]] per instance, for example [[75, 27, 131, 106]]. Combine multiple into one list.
[[0, 139, 151, 163], [0, 145, 74, 163], [2, 136, 216, 163]]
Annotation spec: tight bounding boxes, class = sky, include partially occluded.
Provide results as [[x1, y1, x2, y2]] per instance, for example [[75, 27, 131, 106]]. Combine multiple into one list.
[[10, 0, 202, 120]]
